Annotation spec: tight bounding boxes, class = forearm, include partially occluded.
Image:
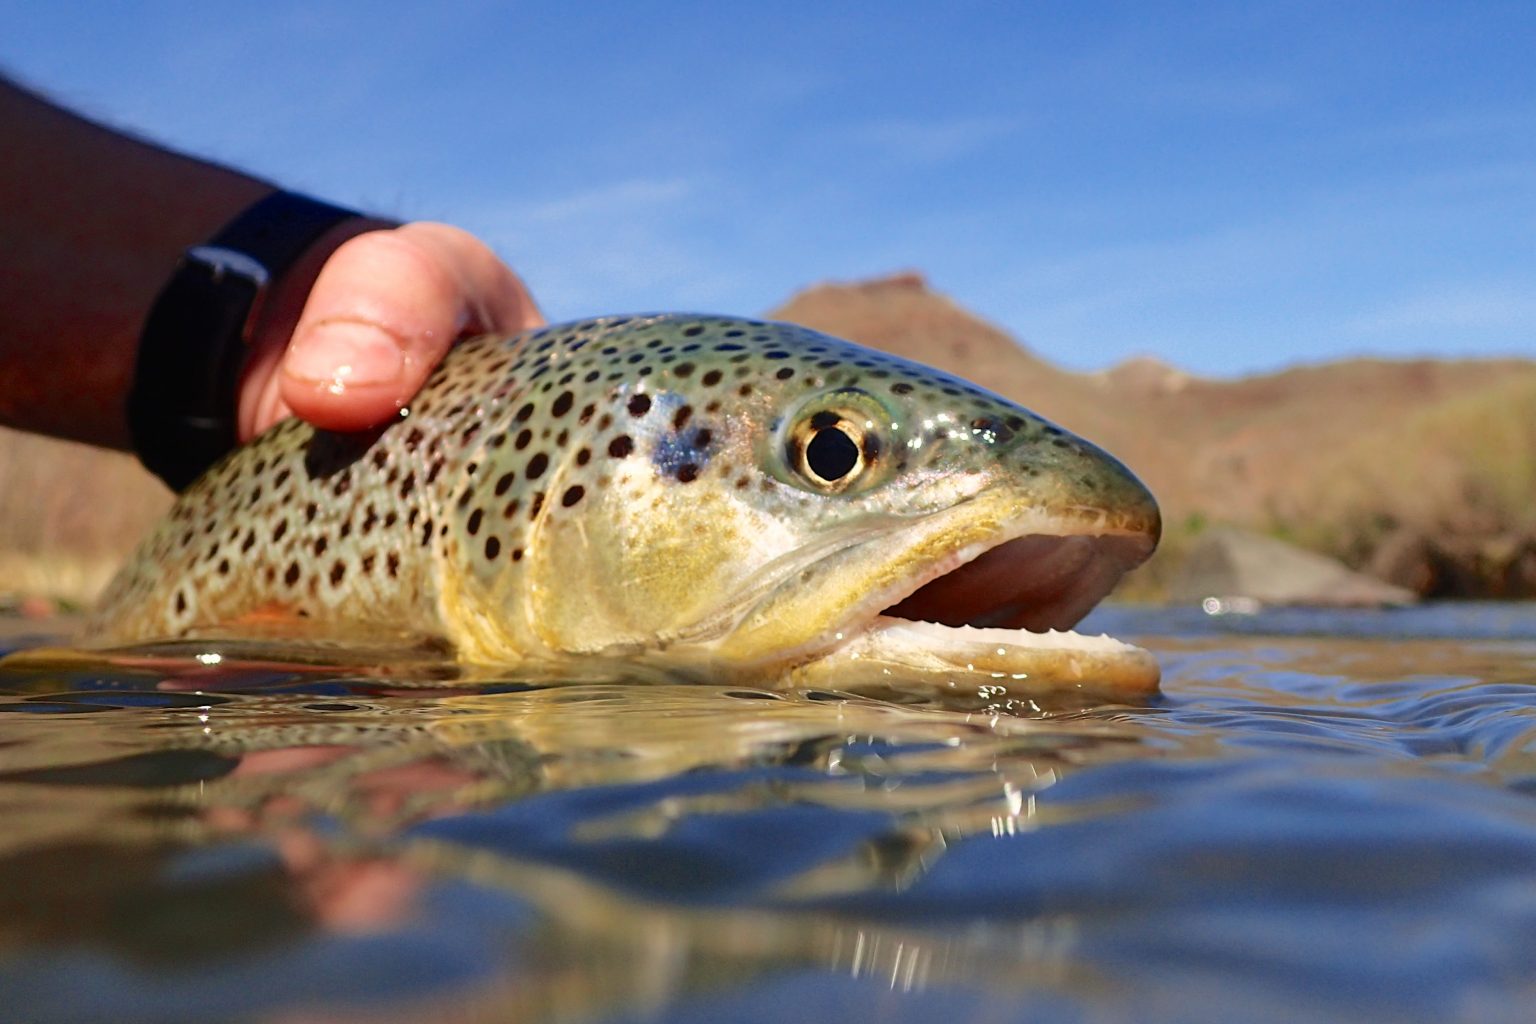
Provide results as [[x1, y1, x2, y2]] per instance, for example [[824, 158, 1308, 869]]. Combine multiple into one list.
[[0, 78, 272, 448], [0, 77, 540, 466]]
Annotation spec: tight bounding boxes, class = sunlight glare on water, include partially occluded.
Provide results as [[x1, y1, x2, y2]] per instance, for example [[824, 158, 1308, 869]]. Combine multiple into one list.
[[2, 605, 1536, 1022]]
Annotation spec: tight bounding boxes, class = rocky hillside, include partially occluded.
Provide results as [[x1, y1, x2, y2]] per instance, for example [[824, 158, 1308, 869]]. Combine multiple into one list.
[[1, 272, 1532, 603]]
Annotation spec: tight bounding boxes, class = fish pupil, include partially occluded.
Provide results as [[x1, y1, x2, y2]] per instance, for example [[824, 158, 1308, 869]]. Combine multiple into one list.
[[806, 426, 860, 482]]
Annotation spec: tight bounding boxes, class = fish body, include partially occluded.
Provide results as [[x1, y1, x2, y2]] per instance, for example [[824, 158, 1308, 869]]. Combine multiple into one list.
[[92, 315, 1161, 697]]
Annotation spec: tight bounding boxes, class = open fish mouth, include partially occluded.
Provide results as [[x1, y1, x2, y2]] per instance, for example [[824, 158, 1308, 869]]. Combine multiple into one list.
[[789, 526, 1161, 700], [885, 532, 1151, 633]]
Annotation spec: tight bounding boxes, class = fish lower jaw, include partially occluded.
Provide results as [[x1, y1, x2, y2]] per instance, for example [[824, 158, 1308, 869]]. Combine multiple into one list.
[[869, 615, 1141, 654], [792, 615, 1160, 701], [779, 527, 1162, 700]]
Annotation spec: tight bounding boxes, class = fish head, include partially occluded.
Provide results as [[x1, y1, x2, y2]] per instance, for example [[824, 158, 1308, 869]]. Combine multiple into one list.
[[442, 315, 1160, 699]]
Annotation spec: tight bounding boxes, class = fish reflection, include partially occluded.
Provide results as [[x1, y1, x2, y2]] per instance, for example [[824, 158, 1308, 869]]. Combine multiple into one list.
[[0, 649, 1167, 1021]]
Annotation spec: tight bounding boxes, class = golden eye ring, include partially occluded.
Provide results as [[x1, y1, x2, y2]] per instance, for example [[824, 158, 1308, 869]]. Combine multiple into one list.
[[787, 410, 879, 491]]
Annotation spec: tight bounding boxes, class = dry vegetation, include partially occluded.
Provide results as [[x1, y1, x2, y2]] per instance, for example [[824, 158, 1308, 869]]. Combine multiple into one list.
[[0, 429, 168, 605], [1, 272, 1531, 604]]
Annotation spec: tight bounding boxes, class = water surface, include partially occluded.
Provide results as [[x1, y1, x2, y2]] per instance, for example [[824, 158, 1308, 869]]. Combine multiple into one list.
[[3, 604, 1536, 1023]]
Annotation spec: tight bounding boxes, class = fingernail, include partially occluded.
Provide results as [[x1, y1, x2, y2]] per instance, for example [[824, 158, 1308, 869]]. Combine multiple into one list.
[[284, 321, 406, 391]]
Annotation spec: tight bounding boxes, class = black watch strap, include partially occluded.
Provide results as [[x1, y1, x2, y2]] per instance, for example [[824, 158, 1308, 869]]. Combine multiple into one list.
[[128, 190, 365, 491]]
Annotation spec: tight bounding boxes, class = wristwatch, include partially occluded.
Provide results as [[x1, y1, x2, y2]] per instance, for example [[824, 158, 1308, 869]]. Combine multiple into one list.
[[128, 190, 367, 491]]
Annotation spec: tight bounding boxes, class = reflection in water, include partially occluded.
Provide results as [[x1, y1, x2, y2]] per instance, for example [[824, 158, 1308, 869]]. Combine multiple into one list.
[[2, 607, 1536, 1022]]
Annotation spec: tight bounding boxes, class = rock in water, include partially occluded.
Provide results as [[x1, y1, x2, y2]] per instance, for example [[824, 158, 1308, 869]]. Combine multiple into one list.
[[1170, 526, 1415, 608]]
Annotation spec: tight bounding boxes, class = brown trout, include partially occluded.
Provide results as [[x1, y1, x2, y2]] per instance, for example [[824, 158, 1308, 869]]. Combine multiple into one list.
[[91, 315, 1161, 697]]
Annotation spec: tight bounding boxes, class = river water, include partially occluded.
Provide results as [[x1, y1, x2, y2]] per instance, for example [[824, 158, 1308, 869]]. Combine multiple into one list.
[[2, 603, 1535, 1023]]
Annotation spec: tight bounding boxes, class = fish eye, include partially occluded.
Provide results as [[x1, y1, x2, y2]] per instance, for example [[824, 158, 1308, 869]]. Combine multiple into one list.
[[783, 398, 889, 494], [804, 423, 866, 482], [806, 423, 860, 481]]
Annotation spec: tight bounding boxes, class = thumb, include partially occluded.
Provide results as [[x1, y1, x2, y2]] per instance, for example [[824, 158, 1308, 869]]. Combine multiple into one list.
[[271, 223, 540, 435]]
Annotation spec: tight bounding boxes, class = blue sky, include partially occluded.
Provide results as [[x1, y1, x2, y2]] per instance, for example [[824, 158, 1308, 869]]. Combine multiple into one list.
[[4, 2, 1533, 376]]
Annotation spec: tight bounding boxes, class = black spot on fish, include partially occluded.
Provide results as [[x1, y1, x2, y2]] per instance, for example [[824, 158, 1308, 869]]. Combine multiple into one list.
[[562, 485, 585, 507], [628, 394, 652, 417], [305, 427, 386, 481], [609, 435, 634, 458], [972, 417, 1014, 443]]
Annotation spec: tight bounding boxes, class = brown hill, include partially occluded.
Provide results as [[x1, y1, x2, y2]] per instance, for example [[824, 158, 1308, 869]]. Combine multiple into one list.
[[772, 273, 1536, 597]]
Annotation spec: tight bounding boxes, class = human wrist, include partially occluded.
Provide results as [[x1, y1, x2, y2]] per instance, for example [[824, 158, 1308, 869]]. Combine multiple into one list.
[[129, 192, 394, 489]]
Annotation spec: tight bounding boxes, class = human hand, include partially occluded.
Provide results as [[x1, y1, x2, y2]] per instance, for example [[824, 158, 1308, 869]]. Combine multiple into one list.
[[238, 222, 542, 440]]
